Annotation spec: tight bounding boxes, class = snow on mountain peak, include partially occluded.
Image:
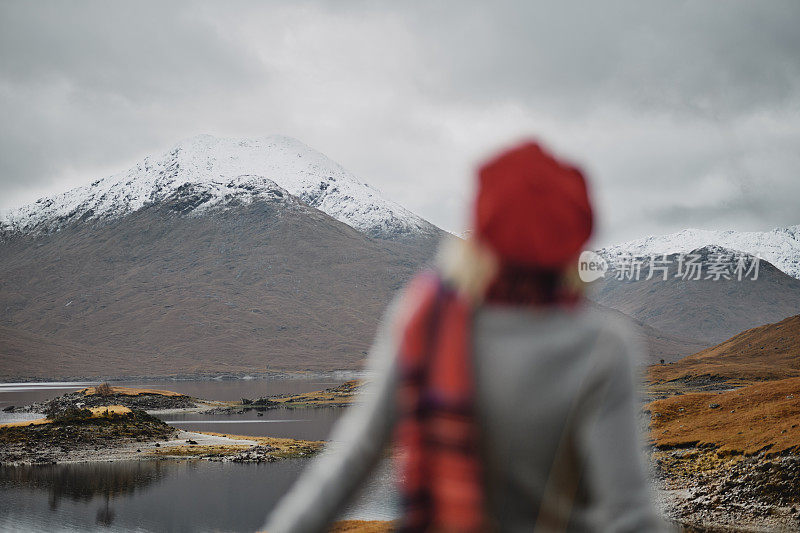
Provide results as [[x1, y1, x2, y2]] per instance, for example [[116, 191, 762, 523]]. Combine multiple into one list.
[[598, 225, 800, 279], [1, 135, 438, 240]]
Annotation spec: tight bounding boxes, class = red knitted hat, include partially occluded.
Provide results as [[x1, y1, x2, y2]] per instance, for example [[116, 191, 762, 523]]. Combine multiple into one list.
[[474, 141, 593, 269]]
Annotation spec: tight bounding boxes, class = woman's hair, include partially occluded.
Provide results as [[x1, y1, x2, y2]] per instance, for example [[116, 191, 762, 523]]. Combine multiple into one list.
[[437, 236, 584, 306], [436, 236, 498, 303], [438, 140, 592, 307]]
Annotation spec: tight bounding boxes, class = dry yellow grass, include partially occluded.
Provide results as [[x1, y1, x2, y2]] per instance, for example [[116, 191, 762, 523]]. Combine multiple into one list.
[[87, 405, 132, 416], [648, 377, 800, 454], [267, 380, 361, 407], [648, 314, 800, 386], [150, 444, 251, 457], [651, 448, 746, 480], [0, 404, 133, 428], [150, 432, 323, 459], [0, 417, 52, 428], [327, 520, 395, 532], [80, 385, 186, 397], [196, 431, 323, 450]]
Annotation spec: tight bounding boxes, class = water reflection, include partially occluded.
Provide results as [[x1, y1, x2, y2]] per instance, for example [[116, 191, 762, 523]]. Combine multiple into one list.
[[1, 462, 167, 510], [158, 407, 343, 440], [0, 377, 352, 408], [0, 461, 170, 528], [114, 379, 346, 402], [0, 379, 394, 531], [0, 459, 395, 532]]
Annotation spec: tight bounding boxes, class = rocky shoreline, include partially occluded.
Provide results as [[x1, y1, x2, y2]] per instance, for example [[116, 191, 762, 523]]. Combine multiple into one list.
[[5, 379, 799, 531], [11, 385, 198, 414], [646, 376, 800, 531], [202, 379, 363, 415], [653, 448, 800, 531], [0, 405, 176, 466], [0, 385, 323, 467]]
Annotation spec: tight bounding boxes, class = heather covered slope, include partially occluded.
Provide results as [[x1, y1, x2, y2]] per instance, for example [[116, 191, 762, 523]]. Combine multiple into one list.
[[589, 246, 800, 344], [649, 376, 800, 454], [648, 314, 800, 385], [588, 303, 709, 364], [645, 316, 800, 529], [0, 185, 440, 379], [0, 325, 139, 379]]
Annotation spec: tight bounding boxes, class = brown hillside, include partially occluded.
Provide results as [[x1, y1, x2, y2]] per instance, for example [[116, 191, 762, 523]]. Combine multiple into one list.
[[0, 189, 441, 380], [80, 385, 185, 397], [590, 247, 800, 344], [649, 314, 800, 385], [589, 303, 709, 364], [648, 376, 800, 454], [327, 521, 394, 533]]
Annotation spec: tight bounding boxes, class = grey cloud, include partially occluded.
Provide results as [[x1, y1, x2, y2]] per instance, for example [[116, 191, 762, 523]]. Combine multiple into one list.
[[1, 0, 798, 244], [0, 1, 264, 100], [391, 1, 800, 118], [0, 0, 267, 199]]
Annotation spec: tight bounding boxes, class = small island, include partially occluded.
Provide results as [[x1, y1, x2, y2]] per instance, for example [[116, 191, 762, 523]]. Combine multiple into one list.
[[0, 383, 325, 466]]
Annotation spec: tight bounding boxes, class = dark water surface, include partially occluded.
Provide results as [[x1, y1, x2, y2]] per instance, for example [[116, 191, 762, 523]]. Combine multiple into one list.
[[0, 382, 98, 408], [0, 377, 345, 407], [0, 459, 397, 532], [119, 378, 347, 402], [158, 408, 341, 441], [0, 378, 346, 441], [0, 379, 397, 532]]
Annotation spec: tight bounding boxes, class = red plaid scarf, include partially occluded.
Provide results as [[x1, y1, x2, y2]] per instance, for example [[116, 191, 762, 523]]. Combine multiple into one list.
[[395, 268, 579, 532]]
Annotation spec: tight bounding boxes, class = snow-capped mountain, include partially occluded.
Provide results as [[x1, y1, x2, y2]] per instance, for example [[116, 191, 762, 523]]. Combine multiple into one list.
[[598, 225, 800, 280], [0, 135, 439, 240]]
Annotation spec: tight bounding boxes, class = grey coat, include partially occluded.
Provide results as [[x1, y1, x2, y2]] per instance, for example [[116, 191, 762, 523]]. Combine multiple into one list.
[[263, 303, 668, 532]]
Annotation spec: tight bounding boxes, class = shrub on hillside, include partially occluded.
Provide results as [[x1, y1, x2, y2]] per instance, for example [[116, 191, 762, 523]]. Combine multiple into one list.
[[95, 382, 114, 397], [46, 406, 93, 424]]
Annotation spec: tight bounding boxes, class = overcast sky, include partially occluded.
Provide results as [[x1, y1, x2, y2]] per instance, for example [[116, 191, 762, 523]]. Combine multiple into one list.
[[1, 1, 798, 246]]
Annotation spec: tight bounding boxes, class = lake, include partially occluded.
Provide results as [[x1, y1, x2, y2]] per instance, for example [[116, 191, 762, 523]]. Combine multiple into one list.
[[0, 379, 398, 532]]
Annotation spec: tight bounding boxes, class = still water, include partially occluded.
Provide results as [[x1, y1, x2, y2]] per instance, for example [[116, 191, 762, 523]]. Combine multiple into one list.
[[0, 378, 347, 406], [157, 408, 340, 441], [0, 379, 398, 532]]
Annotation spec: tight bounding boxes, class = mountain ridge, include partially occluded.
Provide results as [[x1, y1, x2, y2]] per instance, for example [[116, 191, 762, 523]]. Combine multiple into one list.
[[0, 187, 440, 380], [588, 245, 800, 344], [0, 134, 439, 241], [598, 225, 800, 280], [648, 314, 800, 385]]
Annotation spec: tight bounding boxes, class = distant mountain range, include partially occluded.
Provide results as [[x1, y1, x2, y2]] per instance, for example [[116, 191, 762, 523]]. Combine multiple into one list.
[[588, 302, 709, 365], [0, 135, 439, 241], [590, 226, 800, 347], [0, 136, 443, 379], [599, 225, 800, 280], [588, 246, 800, 345], [0, 135, 798, 379], [649, 313, 800, 384]]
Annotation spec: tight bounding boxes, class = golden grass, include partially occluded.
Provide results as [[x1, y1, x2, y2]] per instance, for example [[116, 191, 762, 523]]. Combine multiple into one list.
[[268, 380, 361, 407], [0, 418, 52, 428], [648, 314, 800, 387], [0, 404, 133, 428], [150, 431, 322, 459], [327, 520, 395, 532], [648, 377, 800, 455], [149, 444, 251, 457], [88, 405, 132, 416], [80, 385, 186, 397], [196, 431, 323, 453], [651, 448, 746, 480]]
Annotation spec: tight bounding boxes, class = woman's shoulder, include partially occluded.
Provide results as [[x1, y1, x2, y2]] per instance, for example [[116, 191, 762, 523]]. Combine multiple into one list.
[[483, 303, 645, 366], [578, 305, 647, 373]]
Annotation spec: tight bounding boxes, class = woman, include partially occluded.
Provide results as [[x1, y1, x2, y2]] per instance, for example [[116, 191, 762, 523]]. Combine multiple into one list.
[[264, 141, 667, 532]]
